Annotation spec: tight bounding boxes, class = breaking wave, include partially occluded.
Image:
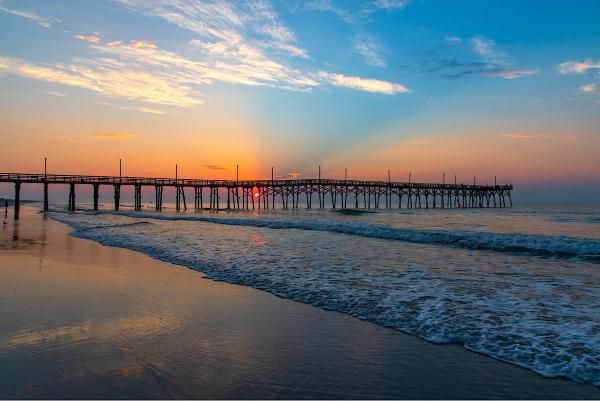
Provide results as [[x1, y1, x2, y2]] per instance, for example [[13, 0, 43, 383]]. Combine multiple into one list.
[[48, 210, 600, 386], [86, 211, 600, 263]]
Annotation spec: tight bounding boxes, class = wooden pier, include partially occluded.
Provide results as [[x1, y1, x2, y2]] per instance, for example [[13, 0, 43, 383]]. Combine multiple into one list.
[[1, 172, 513, 216]]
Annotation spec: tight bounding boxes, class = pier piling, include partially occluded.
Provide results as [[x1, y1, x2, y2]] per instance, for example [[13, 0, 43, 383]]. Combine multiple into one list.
[[14, 181, 20, 218], [43, 182, 49, 211], [68, 183, 75, 212], [134, 184, 142, 211], [155, 185, 163, 211], [114, 184, 121, 211], [93, 183, 99, 210]]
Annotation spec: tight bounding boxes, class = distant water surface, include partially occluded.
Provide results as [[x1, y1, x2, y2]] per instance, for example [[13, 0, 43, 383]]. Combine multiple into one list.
[[48, 203, 600, 386]]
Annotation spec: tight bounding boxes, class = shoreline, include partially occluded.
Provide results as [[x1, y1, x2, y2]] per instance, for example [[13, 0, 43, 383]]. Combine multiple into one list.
[[1, 206, 598, 399]]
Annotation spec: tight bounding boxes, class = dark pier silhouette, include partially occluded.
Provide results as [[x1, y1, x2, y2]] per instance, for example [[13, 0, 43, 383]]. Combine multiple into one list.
[[1, 172, 513, 217]]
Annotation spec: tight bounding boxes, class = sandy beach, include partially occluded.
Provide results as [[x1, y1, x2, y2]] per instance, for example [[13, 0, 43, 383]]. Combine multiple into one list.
[[0, 206, 598, 399]]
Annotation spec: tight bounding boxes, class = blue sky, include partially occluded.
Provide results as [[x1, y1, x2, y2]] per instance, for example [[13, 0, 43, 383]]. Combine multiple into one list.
[[0, 0, 599, 200]]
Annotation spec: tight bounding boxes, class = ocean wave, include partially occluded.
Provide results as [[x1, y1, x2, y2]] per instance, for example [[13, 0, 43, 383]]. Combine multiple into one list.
[[76, 221, 152, 232], [86, 211, 600, 263], [48, 211, 600, 387]]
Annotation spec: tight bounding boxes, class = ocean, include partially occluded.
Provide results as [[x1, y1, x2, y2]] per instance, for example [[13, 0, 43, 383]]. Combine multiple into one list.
[[47, 203, 600, 387]]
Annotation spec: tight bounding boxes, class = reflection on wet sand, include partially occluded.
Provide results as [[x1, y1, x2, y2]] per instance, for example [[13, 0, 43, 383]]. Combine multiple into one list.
[[0, 207, 598, 399], [2, 313, 179, 351]]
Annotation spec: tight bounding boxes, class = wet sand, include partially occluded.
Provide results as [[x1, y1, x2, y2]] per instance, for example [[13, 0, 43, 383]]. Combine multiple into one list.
[[1, 206, 599, 399]]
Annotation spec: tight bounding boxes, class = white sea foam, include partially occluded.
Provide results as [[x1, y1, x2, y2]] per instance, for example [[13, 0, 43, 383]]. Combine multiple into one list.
[[49, 210, 600, 386]]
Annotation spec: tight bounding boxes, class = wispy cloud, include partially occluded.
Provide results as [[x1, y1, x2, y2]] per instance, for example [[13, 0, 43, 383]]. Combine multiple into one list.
[[95, 101, 164, 114], [131, 40, 157, 49], [352, 33, 386, 67], [74, 34, 101, 44], [303, 0, 354, 23], [422, 58, 487, 74], [138, 107, 164, 114], [92, 133, 135, 140], [427, 61, 535, 80], [275, 172, 301, 179], [76, 36, 158, 49], [187, 39, 317, 89], [205, 164, 228, 170], [0, 1, 412, 105], [483, 69, 537, 80], [471, 35, 507, 65], [0, 4, 55, 27], [421, 35, 535, 80], [500, 134, 574, 140], [303, 0, 410, 23], [580, 83, 597, 93], [444, 35, 462, 44], [374, 0, 411, 10], [0, 56, 100, 91], [248, 1, 309, 58], [558, 59, 600, 74], [0, 55, 202, 107], [470, 36, 537, 79], [318, 71, 409, 94], [118, 0, 308, 58]]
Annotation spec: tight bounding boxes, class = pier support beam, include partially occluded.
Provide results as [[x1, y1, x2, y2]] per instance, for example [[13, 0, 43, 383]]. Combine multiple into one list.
[[155, 185, 163, 211], [175, 186, 187, 212], [134, 184, 142, 211], [114, 184, 121, 211], [175, 186, 187, 211], [194, 187, 202, 210], [14, 181, 20, 218], [43, 182, 49, 211], [93, 184, 99, 210], [68, 183, 76, 212]]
